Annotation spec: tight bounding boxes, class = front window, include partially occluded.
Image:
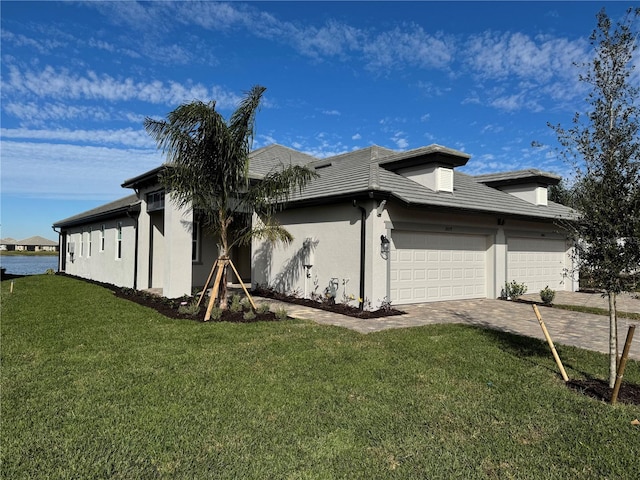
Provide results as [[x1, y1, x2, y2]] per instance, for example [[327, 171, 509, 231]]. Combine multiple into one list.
[[116, 222, 122, 259], [147, 190, 165, 212], [100, 225, 105, 252], [192, 222, 200, 262]]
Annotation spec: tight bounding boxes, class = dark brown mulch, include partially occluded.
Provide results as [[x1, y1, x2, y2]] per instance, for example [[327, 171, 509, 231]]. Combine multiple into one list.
[[113, 288, 282, 322], [567, 379, 640, 406], [251, 286, 405, 319]]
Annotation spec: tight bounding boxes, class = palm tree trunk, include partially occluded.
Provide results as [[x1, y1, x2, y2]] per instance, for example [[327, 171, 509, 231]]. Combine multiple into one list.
[[218, 211, 231, 310], [608, 291, 618, 388]]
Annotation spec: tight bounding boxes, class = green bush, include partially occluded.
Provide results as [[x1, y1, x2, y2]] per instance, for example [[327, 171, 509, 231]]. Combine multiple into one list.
[[229, 294, 243, 312], [275, 307, 288, 321], [256, 303, 271, 314], [505, 280, 528, 300], [209, 307, 223, 321], [540, 286, 556, 305], [243, 310, 256, 321], [178, 299, 201, 316]]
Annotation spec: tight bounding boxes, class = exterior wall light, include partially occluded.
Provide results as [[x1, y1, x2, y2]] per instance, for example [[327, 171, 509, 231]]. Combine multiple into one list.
[[380, 234, 391, 254]]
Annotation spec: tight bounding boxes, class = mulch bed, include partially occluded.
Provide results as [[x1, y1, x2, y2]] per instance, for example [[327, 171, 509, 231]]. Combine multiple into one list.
[[567, 379, 640, 406], [251, 285, 405, 319]]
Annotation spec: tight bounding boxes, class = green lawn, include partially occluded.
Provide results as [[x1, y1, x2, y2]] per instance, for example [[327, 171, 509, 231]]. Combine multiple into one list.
[[2, 275, 639, 479]]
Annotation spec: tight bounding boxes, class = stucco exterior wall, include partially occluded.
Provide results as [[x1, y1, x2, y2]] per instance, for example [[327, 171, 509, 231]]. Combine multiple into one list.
[[252, 202, 365, 304], [61, 216, 137, 288]]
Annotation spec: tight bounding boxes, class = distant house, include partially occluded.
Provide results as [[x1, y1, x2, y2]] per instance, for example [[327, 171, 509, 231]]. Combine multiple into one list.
[[1, 236, 58, 252], [0, 238, 18, 251], [53, 143, 578, 304], [14, 236, 59, 252]]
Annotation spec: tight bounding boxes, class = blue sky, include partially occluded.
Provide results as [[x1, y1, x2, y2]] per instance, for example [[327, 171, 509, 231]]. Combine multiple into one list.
[[1, 1, 638, 240]]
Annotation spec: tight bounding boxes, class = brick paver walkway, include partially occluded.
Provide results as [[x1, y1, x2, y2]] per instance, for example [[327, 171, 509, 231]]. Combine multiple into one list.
[[256, 291, 640, 360]]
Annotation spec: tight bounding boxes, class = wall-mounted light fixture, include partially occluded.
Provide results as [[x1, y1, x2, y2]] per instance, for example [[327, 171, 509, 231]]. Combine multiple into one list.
[[380, 234, 391, 254]]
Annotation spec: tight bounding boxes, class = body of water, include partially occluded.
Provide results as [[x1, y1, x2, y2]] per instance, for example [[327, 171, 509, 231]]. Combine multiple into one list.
[[0, 255, 59, 275]]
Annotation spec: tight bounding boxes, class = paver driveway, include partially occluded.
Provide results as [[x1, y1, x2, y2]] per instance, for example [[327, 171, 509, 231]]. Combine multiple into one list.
[[258, 291, 640, 360]]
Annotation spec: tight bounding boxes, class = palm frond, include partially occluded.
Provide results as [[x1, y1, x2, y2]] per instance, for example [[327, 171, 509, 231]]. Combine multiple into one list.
[[243, 163, 318, 214]]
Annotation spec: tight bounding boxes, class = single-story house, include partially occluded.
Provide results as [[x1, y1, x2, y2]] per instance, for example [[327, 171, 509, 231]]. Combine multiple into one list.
[[1, 236, 59, 252], [52, 143, 577, 307], [0, 238, 18, 251]]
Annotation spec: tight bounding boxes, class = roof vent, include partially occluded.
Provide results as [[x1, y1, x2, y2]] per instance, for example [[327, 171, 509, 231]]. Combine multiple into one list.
[[396, 165, 454, 192], [437, 167, 454, 193]]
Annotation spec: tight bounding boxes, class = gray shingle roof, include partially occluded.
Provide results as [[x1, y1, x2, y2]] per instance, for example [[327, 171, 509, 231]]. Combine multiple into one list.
[[16, 236, 58, 246], [249, 144, 318, 178], [53, 143, 575, 228], [53, 194, 140, 228], [474, 169, 561, 187], [280, 144, 575, 221]]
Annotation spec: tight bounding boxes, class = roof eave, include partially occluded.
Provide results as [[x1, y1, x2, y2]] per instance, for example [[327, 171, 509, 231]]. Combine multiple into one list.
[[54, 202, 141, 229]]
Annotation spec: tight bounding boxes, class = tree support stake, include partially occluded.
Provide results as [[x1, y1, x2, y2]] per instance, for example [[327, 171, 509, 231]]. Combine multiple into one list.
[[532, 304, 569, 382], [611, 324, 636, 405]]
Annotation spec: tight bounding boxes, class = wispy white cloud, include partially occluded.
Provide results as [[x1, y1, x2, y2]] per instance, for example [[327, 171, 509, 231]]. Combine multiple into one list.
[[391, 132, 409, 149], [1, 141, 161, 200], [364, 26, 454, 70], [1, 128, 154, 148], [3, 102, 113, 127], [2, 65, 241, 108], [1, 30, 66, 54], [464, 31, 587, 82], [322, 110, 341, 116]]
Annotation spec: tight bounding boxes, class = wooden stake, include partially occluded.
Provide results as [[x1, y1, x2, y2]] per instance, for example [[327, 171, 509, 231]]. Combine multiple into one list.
[[10, 281, 14, 293], [204, 260, 225, 321], [197, 260, 218, 308], [532, 304, 569, 382], [611, 324, 636, 405], [227, 258, 257, 310]]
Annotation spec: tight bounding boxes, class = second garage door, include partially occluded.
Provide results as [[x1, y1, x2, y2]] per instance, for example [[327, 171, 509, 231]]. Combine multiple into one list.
[[390, 231, 487, 304], [507, 237, 567, 292]]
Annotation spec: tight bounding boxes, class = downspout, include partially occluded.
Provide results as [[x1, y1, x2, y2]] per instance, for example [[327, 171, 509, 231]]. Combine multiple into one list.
[[126, 208, 139, 290], [51, 226, 62, 272], [353, 200, 366, 311]]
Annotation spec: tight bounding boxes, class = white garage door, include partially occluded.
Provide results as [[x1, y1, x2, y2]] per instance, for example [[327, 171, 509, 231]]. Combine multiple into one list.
[[390, 231, 486, 304], [507, 237, 567, 292]]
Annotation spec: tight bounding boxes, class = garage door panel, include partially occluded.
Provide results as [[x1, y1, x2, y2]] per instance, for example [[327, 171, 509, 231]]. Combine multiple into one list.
[[507, 237, 566, 292], [391, 231, 487, 304]]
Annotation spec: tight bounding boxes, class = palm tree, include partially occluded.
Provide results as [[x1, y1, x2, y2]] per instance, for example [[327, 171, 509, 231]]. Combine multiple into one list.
[[144, 85, 317, 308]]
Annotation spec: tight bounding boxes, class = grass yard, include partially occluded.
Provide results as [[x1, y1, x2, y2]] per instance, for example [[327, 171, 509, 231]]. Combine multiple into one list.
[[2, 275, 639, 479]]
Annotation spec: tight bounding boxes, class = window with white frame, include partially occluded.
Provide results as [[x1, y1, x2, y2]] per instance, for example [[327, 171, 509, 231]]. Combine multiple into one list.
[[88, 228, 92, 257], [80, 230, 84, 257], [147, 190, 165, 212], [116, 222, 123, 259], [192, 222, 200, 262], [100, 225, 105, 252]]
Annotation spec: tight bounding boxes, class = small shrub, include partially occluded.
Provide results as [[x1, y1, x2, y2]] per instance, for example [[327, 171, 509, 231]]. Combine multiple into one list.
[[275, 307, 288, 321], [229, 294, 243, 313], [505, 280, 528, 300], [240, 297, 252, 311], [209, 307, 223, 321], [45, 268, 56, 275], [379, 297, 393, 312], [256, 303, 271, 314], [243, 310, 256, 321], [540, 286, 556, 305], [178, 299, 201, 316]]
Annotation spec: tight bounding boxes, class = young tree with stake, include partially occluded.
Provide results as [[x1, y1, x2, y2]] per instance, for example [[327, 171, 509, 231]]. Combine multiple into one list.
[[145, 85, 317, 309], [550, 8, 640, 387]]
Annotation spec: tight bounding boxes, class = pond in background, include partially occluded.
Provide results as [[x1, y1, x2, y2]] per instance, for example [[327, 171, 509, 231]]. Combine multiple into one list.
[[0, 255, 58, 275]]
